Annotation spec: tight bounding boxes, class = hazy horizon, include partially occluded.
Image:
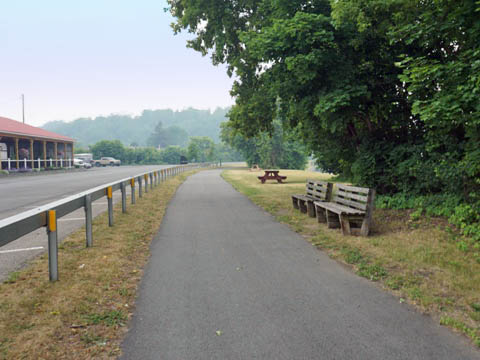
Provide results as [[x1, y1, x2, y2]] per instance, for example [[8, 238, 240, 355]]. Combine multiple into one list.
[[42, 105, 232, 126], [0, 1, 234, 127]]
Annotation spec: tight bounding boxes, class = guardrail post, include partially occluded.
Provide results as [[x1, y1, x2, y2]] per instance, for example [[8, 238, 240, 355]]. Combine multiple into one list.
[[130, 178, 136, 204], [144, 174, 148, 193], [149, 173, 153, 190], [121, 182, 127, 213], [47, 210, 59, 281], [85, 194, 93, 247], [138, 176, 143, 198], [107, 186, 113, 227]]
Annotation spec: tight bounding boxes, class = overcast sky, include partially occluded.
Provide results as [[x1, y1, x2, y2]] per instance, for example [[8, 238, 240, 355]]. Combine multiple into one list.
[[0, 0, 234, 127]]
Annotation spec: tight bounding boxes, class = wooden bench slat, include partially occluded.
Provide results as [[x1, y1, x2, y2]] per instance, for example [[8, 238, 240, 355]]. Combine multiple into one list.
[[333, 196, 368, 211], [336, 184, 370, 194], [336, 189, 368, 202], [314, 201, 365, 215], [306, 189, 327, 197]]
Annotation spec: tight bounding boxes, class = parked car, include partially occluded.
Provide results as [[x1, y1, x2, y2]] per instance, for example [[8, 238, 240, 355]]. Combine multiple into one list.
[[180, 155, 188, 165], [73, 158, 92, 169], [92, 157, 121, 167], [74, 153, 93, 164]]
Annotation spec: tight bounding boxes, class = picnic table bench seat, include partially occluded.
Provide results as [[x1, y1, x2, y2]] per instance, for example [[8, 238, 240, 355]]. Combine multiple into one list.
[[314, 184, 375, 236], [292, 180, 333, 217]]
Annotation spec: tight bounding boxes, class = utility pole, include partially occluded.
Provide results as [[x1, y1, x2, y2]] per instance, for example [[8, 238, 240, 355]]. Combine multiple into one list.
[[21, 94, 25, 124]]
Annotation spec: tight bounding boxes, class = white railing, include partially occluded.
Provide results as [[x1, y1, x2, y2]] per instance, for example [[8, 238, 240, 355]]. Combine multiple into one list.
[[0, 158, 73, 171]]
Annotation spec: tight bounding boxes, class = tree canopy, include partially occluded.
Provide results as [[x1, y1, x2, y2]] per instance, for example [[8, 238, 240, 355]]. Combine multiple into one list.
[[168, 0, 480, 197], [147, 121, 189, 148]]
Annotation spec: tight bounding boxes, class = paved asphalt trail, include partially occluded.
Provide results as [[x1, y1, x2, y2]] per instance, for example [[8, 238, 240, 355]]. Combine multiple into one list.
[[121, 170, 480, 360]]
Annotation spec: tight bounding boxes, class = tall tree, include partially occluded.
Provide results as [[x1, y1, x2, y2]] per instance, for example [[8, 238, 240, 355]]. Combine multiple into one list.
[[187, 136, 216, 162]]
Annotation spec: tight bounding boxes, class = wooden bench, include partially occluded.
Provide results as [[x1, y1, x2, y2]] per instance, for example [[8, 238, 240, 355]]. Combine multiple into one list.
[[291, 180, 333, 217], [314, 184, 375, 236]]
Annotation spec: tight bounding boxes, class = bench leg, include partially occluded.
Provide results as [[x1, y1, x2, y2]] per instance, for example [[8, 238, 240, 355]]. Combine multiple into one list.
[[298, 199, 307, 214], [326, 210, 340, 229], [316, 207, 327, 223], [360, 217, 371, 237], [292, 196, 299, 210], [307, 201, 316, 218], [340, 214, 352, 235]]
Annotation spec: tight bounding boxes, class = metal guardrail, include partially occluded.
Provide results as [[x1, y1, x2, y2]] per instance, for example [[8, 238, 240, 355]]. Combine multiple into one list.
[[0, 163, 217, 281]]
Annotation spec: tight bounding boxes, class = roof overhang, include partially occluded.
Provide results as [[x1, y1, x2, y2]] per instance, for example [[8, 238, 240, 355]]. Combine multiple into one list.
[[0, 130, 75, 143]]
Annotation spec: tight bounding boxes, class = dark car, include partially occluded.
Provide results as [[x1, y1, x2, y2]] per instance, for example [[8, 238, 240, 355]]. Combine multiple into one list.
[[180, 156, 188, 164]]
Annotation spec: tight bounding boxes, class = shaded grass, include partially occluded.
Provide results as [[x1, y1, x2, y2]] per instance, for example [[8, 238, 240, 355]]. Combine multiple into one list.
[[222, 169, 480, 348], [0, 169, 198, 359]]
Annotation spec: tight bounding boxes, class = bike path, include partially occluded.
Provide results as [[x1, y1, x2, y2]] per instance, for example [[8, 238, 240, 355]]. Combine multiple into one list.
[[121, 170, 480, 360]]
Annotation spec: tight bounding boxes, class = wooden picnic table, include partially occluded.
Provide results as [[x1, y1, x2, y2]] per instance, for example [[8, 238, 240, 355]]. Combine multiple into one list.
[[257, 170, 287, 184]]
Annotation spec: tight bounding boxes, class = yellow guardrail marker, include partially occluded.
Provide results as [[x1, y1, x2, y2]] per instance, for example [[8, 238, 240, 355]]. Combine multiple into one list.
[[48, 210, 56, 232], [131, 178, 135, 187], [144, 174, 148, 181], [107, 186, 112, 198]]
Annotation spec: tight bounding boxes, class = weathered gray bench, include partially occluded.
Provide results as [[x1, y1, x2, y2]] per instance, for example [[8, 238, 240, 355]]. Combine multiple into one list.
[[314, 184, 375, 236], [291, 180, 333, 217]]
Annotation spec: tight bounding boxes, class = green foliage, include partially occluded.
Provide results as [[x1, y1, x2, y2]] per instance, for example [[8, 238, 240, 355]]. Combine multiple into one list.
[[159, 145, 187, 164], [147, 121, 189, 148], [450, 204, 480, 242], [215, 143, 244, 162], [87, 136, 239, 165], [377, 193, 480, 243], [221, 119, 308, 169], [90, 140, 125, 160], [187, 137, 216, 162], [357, 263, 388, 282], [439, 317, 480, 347], [84, 310, 127, 327], [168, 0, 480, 215]]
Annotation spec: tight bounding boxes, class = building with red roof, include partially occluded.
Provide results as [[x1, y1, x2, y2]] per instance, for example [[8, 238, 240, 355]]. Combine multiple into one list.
[[0, 116, 75, 170]]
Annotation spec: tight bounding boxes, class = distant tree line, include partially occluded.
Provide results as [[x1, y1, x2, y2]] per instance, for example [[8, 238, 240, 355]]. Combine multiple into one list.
[[168, 1, 480, 241], [42, 108, 230, 146], [77, 136, 243, 165]]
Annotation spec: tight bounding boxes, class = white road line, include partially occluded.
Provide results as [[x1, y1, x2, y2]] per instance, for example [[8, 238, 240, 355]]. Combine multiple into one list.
[[0, 247, 44, 254], [58, 218, 85, 222]]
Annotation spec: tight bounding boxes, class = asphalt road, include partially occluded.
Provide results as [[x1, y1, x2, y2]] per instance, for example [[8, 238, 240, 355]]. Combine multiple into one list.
[[121, 170, 480, 360], [0, 165, 174, 280], [0, 165, 173, 220]]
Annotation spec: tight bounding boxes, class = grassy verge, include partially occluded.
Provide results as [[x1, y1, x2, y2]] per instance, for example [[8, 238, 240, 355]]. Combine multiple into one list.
[[0, 170, 198, 359], [222, 169, 480, 347]]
